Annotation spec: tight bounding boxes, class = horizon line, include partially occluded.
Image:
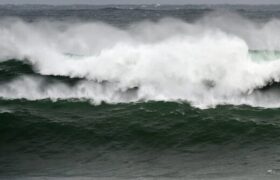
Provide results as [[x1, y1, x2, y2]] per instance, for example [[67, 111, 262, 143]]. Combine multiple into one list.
[[1, 3, 279, 5]]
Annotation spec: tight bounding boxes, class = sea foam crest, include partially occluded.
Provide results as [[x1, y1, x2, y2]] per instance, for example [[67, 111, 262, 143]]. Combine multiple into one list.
[[1, 13, 280, 108]]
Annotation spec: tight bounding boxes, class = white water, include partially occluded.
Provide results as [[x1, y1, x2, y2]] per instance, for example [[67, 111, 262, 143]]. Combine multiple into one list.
[[1, 13, 280, 108]]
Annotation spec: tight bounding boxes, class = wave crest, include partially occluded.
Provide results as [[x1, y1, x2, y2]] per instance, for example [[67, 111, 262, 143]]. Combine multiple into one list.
[[1, 14, 280, 108]]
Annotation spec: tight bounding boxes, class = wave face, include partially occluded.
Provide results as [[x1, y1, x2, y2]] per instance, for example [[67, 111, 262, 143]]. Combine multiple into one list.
[[2, 100, 280, 178], [1, 12, 280, 107]]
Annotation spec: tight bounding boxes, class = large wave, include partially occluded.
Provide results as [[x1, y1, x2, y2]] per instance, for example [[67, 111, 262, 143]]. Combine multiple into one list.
[[1, 12, 280, 108]]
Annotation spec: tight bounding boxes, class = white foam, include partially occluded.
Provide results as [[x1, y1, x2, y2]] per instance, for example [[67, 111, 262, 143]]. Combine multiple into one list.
[[1, 14, 280, 108]]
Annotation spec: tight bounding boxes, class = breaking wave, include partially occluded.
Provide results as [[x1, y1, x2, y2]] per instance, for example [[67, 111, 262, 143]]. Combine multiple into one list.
[[2, 12, 280, 108]]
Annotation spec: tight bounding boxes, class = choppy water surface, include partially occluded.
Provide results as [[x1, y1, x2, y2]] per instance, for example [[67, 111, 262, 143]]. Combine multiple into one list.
[[1, 4, 280, 180]]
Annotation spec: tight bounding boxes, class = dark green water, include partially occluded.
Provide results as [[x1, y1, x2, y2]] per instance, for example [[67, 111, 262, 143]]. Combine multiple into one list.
[[1, 4, 280, 180], [2, 99, 280, 179]]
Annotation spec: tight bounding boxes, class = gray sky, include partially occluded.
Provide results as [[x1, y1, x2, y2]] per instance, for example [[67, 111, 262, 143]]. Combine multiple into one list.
[[1, 0, 280, 5]]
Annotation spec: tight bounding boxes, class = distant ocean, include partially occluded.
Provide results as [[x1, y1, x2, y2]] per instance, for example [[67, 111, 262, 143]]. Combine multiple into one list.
[[1, 4, 280, 180]]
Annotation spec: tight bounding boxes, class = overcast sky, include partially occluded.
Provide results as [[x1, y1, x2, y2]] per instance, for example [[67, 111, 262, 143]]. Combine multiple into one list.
[[0, 0, 280, 5]]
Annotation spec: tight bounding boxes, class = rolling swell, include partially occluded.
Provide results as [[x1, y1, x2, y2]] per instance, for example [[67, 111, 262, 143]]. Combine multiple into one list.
[[1, 100, 280, 151], [2, 100, 280, 177]]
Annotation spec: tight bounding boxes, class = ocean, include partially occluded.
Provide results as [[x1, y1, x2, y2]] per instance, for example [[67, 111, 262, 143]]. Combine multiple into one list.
[[1, 4, 280, 180]]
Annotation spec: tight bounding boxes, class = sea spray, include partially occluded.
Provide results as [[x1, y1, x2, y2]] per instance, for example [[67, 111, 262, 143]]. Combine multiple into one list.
[[1, 14, 280, 108]]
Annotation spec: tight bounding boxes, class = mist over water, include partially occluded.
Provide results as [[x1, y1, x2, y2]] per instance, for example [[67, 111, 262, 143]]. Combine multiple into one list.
[[1, 12, 280, 107], [2, 5, 280, 180]]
